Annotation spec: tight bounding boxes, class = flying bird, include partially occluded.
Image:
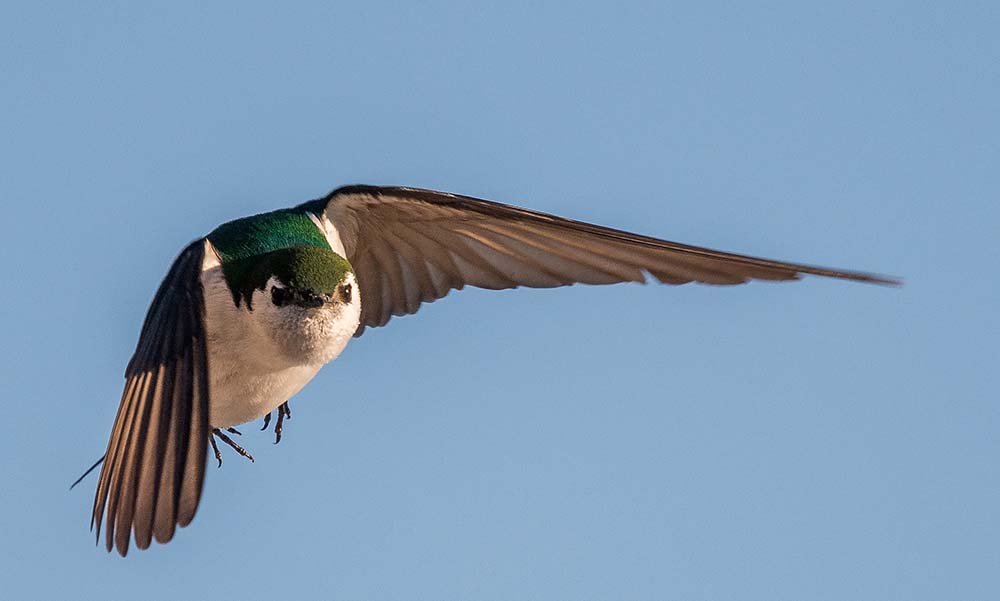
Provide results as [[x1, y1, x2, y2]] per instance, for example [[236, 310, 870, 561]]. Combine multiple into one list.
[[83, 184, 897, 556]]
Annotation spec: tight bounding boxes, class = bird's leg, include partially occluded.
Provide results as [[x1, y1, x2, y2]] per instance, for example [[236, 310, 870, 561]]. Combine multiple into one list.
[[260, 402, 292, 444], [211, 428, 255, 465], [209, 434, 223, 468], [273, 401, 291, 444]]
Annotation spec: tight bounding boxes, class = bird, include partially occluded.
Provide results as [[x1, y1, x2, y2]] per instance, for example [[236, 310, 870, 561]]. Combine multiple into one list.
[[80, 184, 898, 556]]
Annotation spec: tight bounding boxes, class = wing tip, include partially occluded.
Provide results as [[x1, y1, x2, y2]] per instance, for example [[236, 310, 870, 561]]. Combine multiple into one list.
[[805, 269, 903, 288]]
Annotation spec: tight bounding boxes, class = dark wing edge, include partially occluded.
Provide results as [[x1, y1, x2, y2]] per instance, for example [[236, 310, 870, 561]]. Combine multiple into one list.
[[91, 240, 210, 556], [315, 185, 900, 336]]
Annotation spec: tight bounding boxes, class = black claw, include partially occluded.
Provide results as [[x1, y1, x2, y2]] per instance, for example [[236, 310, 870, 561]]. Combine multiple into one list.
[[256, 402, 293, 445], [274, 407, 285, 445], [270, 401, 291, 444], [209, 434, 223, 468], [226, 427, 242, 436], [212, 428, 255, 463]]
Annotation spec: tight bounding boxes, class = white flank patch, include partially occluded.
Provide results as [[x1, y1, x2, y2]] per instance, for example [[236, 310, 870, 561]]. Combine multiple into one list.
[[307, 210, 348, 257]]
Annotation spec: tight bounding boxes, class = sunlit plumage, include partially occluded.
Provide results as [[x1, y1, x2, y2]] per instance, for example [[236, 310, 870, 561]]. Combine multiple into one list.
[[86, 184, 897, 555]]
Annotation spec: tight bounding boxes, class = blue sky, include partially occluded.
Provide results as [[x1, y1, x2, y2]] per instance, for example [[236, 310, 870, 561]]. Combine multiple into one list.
[[1, 2, 997, 600]]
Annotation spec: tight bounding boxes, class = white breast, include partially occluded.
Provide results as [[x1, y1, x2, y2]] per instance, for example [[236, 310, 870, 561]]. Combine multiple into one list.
[[199, 240, 361, 428]]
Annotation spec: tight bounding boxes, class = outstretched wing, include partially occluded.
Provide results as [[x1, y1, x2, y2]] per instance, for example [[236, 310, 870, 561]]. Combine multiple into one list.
[[312, 185, 897, 336], [92, 240, 211, 556]]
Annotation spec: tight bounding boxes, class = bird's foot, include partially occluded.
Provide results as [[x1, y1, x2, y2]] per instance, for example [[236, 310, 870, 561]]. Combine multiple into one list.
[[210, 428, 255, 467], [260, 402, 292, 444]]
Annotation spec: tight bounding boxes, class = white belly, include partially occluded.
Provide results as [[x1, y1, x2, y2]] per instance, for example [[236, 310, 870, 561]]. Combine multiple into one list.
[[208, 361, 321, 427], [199, 240, 360, 428]]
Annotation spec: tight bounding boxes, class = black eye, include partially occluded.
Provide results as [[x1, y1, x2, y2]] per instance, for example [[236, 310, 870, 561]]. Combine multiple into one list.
[[340, 283, 352, 303], [271, 286, 288, 307]]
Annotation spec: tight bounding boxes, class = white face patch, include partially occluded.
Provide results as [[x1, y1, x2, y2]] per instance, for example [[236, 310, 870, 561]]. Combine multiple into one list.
[[246, 272, 361, 367]]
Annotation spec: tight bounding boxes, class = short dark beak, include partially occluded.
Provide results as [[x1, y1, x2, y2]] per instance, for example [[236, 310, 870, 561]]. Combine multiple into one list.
[[294, 289, 328, 308]]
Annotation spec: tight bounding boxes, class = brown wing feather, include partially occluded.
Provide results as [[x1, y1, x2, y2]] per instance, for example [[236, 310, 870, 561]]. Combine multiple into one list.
[[92, 240, 210, 556], [316, 185, 899, 335]]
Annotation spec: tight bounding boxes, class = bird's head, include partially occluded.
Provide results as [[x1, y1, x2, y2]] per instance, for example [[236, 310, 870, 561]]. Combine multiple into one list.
[[221, 245, 361, 364], [263, 246, 356, 311]]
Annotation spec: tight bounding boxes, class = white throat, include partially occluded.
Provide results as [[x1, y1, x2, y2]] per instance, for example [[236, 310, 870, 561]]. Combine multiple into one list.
[[199, 241, 361, 427]]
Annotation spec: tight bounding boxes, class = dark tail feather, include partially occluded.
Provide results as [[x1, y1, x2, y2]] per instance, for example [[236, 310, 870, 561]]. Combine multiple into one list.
[[70, 454, 106, 490]]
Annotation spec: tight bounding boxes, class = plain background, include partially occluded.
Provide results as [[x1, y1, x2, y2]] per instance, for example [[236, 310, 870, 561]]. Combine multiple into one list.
[[2, 2, 997, 600]]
